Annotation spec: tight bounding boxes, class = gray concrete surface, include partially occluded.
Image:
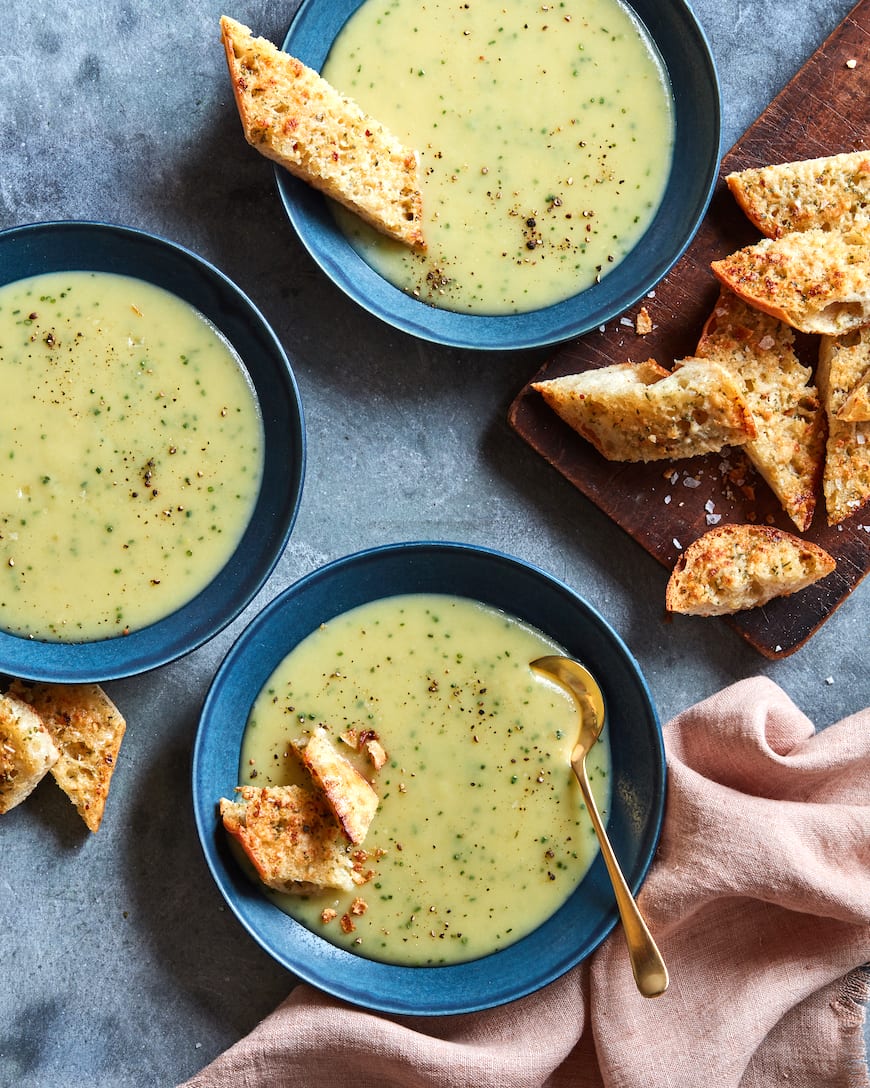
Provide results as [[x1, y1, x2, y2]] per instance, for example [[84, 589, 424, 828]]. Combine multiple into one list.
[[1, 1, 866, 1085]]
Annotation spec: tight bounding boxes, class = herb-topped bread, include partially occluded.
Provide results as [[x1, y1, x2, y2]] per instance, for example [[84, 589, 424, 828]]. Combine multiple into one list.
[[726, 151, 870, 238], [220, 785, 364, 895], [694, 288, 825, 531], [710, 228, 870, 336], [816, 329, 870, 524], [220, 16, 424, 249], [532, 358, 756, 462], [10, 681, 126, 832], [665, 524, 836, 616], [0, 693, 59, 814]]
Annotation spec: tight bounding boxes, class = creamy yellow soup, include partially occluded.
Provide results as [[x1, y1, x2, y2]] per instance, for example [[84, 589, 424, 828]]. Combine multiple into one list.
[[323, 0, 674, 313], [241, 593, 609, 965], [0, 271, 263, 641]]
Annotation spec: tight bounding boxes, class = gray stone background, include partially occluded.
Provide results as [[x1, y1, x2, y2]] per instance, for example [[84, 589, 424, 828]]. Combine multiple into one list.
[[1, 0, 866, 1084]]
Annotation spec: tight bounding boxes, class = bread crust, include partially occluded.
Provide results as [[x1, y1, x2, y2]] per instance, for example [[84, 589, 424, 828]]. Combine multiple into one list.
[[710, 228, 870, 336], [220, 16, 425, 249], [665, 524, 836, 616], [726, 151, 870, 238], [533, 358, 756, 462], [694, 288, 825, 531]]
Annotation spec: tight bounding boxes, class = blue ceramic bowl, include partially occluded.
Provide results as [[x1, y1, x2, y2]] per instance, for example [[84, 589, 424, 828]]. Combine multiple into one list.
[[276, 0, 720, 350], [193, 541, 664, 1015], [0, 221, 305, 683]]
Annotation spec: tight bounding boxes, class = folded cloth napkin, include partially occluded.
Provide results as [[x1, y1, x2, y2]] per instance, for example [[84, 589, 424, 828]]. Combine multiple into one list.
[[181, 677, 870, 1088]]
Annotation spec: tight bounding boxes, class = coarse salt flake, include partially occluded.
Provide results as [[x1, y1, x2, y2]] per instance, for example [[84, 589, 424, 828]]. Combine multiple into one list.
[[705, 513, 722, 525], [758, 335, 775, 350], [704, 499, 715, 513], [673, 538, 682, 550], [664, 495, 672, 504], [825, 676, 834, 685], [683, 476, 701, 488]]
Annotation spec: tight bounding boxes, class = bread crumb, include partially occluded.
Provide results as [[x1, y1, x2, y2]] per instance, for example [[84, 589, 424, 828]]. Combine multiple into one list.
[[321, 908, 338, 924], [635, 306, 653, 335], [846, 59, 857, 68]]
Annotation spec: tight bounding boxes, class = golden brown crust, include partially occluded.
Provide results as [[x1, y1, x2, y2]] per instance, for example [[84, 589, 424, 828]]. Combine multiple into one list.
[[9, 681, 125, 832], [0, 693, 59, 814], [726, 151, 870, 238], [220, 785, 360, 894], [710, 229, 870, 336], [296, 727, 379, 845], [694, 288, 825, 531], [220, 16, 425, 249], [533, 358, 756, 463], [665, 524, 836, 616]]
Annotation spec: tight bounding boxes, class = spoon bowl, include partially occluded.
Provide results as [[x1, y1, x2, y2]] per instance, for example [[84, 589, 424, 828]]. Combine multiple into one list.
[[531, 655, 669, 998]]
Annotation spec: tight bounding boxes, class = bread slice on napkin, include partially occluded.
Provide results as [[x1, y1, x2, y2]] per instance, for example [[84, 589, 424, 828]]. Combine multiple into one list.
[[710, 228, 870, 336], [665, 524, 836, 616], [816, 329, 870, 524], [220, 15, 424, 248], [9, 681, 126, 832], [694, 288, 825, 531], [0, 693, 59, 814], [532, 358, 756, 463], [220, 784, 363, 894], [726, 150, 870, 238]]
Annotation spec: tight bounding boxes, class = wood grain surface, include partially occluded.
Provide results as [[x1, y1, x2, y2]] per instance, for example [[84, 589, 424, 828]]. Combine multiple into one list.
[[509, 0, 870, 658]]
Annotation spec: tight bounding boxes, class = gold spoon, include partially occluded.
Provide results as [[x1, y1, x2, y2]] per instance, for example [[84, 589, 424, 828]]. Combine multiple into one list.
[[530, 655, 669, 998]]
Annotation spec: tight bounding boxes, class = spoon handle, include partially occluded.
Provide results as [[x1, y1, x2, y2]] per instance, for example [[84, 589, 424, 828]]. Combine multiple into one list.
[[573, 759, 669, 998]]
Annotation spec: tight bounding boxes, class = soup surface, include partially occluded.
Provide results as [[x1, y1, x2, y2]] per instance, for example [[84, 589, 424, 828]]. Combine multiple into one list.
[[241, 593, 610, 965], [323, 0, 674, 314], [0, 271, 263, 641]]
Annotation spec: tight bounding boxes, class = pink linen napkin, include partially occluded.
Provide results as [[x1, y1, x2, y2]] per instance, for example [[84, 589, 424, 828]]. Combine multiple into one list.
[[181, 677, 870, 1088]]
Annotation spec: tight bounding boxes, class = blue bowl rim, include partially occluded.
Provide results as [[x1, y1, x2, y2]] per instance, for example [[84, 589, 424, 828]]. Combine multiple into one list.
[[0, 219, 306, 682], [274, 0, 722, 350], [192, 540, 665, 1015]]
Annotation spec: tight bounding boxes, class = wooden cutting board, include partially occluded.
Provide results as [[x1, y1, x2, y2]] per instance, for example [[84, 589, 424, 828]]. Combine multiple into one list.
[[509, 0, 870, 658]]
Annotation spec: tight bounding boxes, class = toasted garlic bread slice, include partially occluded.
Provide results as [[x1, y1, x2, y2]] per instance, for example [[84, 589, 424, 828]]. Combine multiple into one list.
[[296, 727, 379, 844], [817, 329, 870, 524], [10, 681, 125, 832], [711, 228, 870, 336], [220, 785, 360, 894], [726, 151, 870, 238], [694, 288, 825, 531], [665, 524, 835, 616], [533, 358, 756, 462], [220, 16, 424, 249], [0, 693, 59, 814]]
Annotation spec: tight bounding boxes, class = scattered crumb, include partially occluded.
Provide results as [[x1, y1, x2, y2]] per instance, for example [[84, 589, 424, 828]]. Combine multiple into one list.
[[846, 58, 857, 68], [350, 897, 368, 916], [340, 914, 356, 934], [321, 907, 338, 924], [635, 306, 653, 335]]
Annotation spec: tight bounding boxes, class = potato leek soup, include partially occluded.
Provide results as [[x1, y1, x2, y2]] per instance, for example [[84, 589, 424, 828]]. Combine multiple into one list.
[[240, 593, 610, 965], [0, 271, 263, 641], [322, 0, 674, 313]]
